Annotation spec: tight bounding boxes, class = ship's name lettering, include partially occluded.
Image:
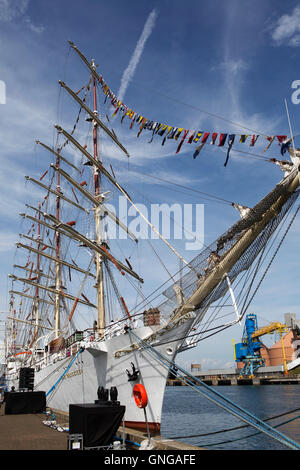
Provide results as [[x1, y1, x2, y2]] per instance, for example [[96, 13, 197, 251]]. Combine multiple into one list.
[[62, 369, 82, 380]]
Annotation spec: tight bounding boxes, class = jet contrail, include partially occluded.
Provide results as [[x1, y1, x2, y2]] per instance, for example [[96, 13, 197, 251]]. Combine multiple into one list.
[[118, 9, 157, 101]]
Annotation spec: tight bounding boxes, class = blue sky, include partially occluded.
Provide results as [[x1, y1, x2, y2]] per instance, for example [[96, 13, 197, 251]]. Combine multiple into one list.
[[0, 0, 300, 369]]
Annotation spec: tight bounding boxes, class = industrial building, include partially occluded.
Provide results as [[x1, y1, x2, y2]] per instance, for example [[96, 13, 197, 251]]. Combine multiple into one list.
[[185, 313, 300, 386], [260, 313, 300, 367]]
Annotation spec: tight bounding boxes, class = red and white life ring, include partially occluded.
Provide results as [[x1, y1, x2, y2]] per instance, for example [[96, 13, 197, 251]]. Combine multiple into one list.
[[133, 383, 148, 409]]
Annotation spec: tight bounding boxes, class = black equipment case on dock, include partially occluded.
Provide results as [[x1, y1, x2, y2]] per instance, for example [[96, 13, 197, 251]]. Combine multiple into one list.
[[5, 391, 46, 414], [69, 403, 125, 448]]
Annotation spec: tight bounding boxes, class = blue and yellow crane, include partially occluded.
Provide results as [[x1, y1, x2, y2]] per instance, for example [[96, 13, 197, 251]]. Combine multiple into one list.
[[233, 313, 287, 378]]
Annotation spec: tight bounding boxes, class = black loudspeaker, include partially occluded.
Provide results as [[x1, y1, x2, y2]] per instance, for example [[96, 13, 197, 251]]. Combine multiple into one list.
[[69, 403, 126, 448], [110, 386, 118, 402], [95, 386, 120, 406], [97, 386, 109, 402], [19, 368, 35, 391], [5, 391, 46, 414]]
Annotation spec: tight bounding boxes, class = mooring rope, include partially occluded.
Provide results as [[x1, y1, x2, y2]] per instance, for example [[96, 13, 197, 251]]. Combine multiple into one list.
[[128, 329, 300, 450], [166, 407, 300, 440]]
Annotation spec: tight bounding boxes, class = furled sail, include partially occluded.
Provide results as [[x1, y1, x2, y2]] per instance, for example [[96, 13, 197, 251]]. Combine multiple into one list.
[[167, 165, 300, 323]]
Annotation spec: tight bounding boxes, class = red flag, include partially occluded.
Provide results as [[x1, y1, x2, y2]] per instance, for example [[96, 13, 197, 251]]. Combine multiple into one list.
[[113, 106, 120, 117], [176, 130, 189, 154], [276, 135, 287, 143], [210, 133, 218, 144], [250, 135, 259, 146], [218, 134, 227, 146], [201, 132, 210, 143], [188, 132, 195, 144], [263, 136, 275, 152]]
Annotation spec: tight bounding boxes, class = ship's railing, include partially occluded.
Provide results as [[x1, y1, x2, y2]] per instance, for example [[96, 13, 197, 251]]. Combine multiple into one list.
[[30, 311, 163, 371]]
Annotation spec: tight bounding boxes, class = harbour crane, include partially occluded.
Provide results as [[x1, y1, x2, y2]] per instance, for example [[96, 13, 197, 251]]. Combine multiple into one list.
[[233, 314, 287, 378]]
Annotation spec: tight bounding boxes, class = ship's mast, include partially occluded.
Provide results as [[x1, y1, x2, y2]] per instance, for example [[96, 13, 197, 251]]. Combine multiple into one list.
[[91, 59, 105, 336], [34, 201, 41, 338], [55, 150, 61, 337]]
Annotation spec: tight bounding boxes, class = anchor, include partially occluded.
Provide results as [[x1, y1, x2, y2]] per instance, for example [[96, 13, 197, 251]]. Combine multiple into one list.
[[126, 362, 140, 382]]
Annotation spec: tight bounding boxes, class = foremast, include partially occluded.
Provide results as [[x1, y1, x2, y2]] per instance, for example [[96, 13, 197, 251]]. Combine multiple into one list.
[[91, 59, 105, 337], [55, 149, 61, 338], [113, 164, 300, 359], [171, 165, 300, 322]]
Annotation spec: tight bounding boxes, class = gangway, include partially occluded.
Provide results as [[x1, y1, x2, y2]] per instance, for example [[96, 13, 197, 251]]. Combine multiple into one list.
[[128, 329, 300, 450]]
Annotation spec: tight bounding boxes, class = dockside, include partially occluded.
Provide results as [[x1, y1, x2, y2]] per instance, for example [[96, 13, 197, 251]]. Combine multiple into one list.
[[0, 405, 202, 451]]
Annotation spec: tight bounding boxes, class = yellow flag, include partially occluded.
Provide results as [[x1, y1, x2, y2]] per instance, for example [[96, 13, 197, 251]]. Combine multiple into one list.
[[175, 128, 183, 140], [158, 124, 168, 135], [165, 126, 172, 136]]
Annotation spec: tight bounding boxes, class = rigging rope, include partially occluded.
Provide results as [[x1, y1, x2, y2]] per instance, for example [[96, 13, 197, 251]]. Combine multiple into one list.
[[128, 329, 300, 450], [166, 406, 300, 440], [127, 168, 234, 206], [240, 203, 300, 317], [199, 412, 300, 448], [124, 77, 277, 136], [170, 200, 299, 347], [45, 347, 84, 403], [34, 354, 73, 390]]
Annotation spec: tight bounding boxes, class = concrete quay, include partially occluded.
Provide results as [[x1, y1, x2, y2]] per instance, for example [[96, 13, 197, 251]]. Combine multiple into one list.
[[52, 408, 202, 451], [0, 404, 67, 450], [0, 404, 202, 451], [167, 366, 300, 386]]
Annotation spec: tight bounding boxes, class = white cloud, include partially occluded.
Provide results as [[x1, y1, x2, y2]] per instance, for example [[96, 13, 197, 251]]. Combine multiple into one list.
[[288, 34, 300, 47], [23, 15, 45, 34], [214, 55, 281, 138], [271, 6, 300, 47], [118, 9, 157, 101], [0, 232, 17, 252], [0, 0, 29, 21], [214, 58, 248, 76], [0, 92, 57, 156], [0, 0, 44, 34]]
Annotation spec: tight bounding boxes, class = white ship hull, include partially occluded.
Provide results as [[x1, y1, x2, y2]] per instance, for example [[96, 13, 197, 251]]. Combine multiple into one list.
[[6, 317, 194, 432]]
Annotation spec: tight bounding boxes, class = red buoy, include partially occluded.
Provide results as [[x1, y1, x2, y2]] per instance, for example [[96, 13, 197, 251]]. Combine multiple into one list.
[[133, 383, 148, 409]]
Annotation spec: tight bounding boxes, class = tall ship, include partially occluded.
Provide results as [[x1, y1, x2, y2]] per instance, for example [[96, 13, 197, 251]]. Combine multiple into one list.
[[3, 41, 300, 432]]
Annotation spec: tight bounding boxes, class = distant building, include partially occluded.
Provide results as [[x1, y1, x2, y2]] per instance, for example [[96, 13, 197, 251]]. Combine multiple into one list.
[[191, 363, 202, 372], [284, 313, 300, 331]]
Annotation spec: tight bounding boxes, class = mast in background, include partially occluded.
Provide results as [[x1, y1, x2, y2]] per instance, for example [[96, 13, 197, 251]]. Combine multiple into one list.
[[55, 149, 61, 338], [91, 59, 105, 336], [34, 202, 41, 339]]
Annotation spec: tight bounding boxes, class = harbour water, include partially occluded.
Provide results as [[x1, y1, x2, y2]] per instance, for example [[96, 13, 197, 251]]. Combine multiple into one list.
[[160, 385, 300, 450]]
